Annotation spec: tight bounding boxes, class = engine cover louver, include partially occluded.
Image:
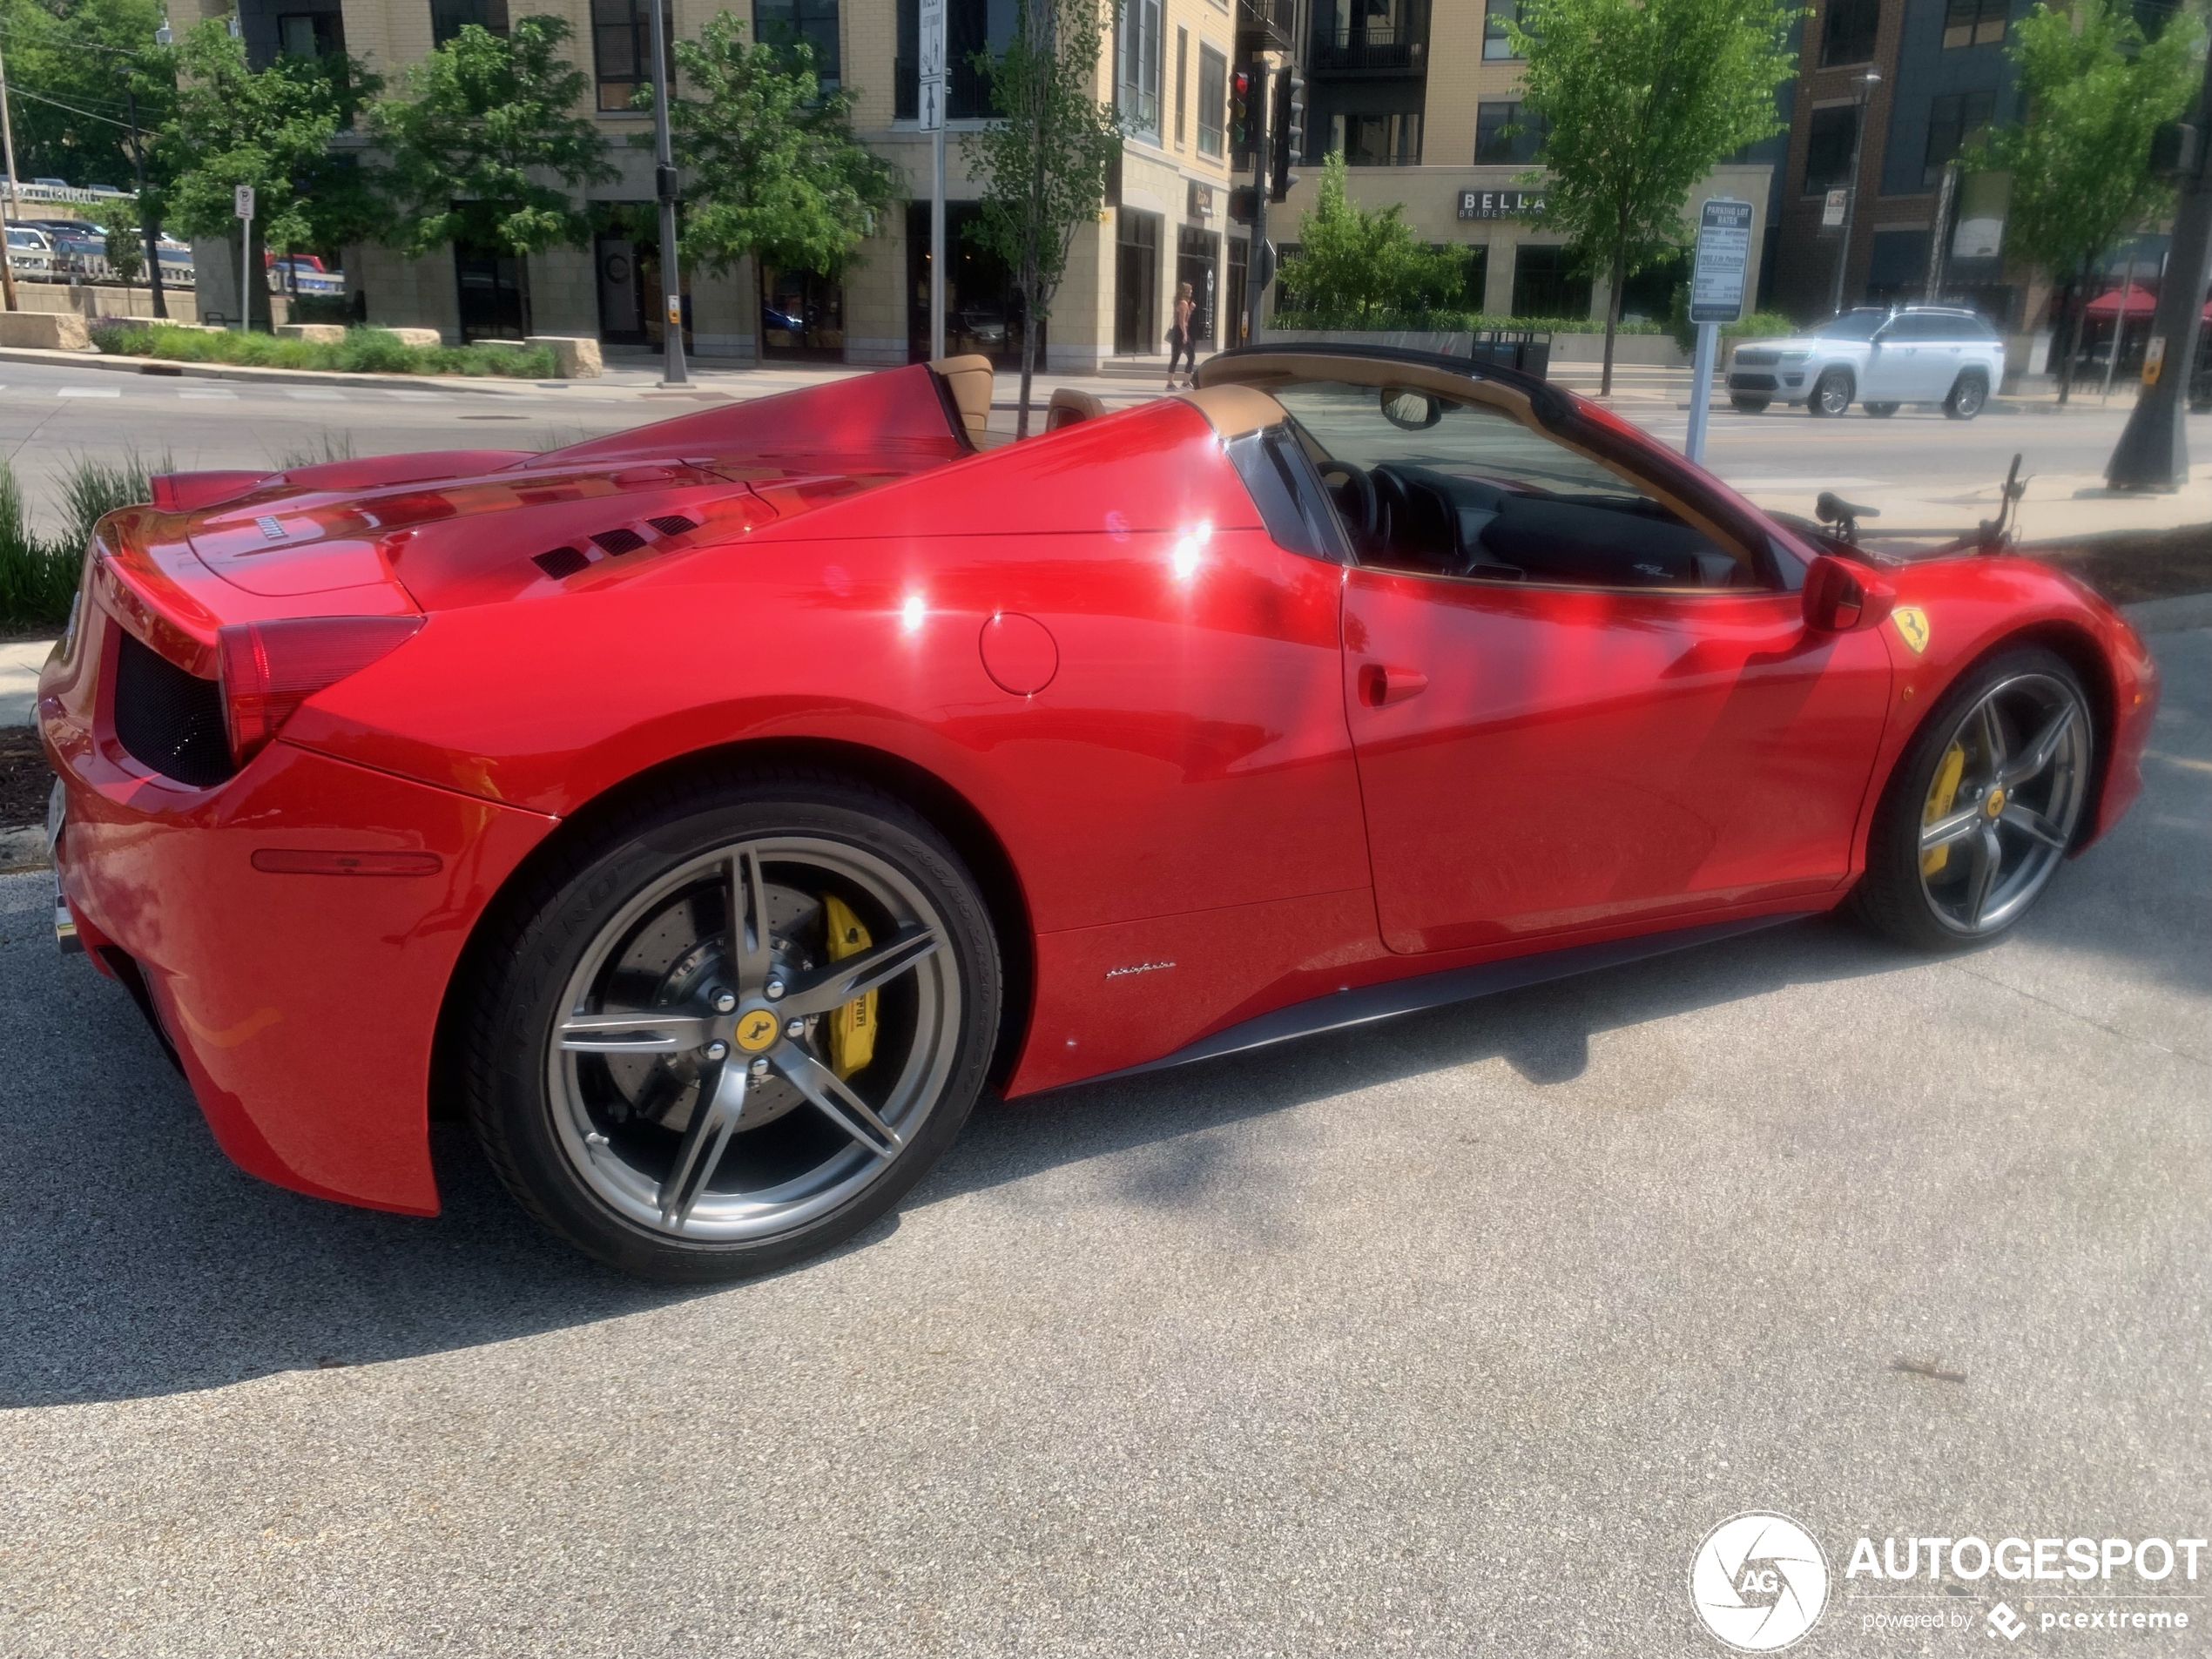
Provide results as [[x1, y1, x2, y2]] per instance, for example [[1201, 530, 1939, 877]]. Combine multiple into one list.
[[646, 515, 698, 537], [591, 528, 646, 556], [533, 546, 590, 580]]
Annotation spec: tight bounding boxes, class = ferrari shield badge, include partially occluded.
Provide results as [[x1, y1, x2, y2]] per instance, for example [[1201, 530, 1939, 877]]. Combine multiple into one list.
[[1892, 606, 1931, 654]]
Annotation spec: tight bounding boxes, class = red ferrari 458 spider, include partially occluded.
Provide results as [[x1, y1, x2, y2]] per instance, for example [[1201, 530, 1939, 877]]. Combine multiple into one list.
[[40, 345, 2158, 1279]]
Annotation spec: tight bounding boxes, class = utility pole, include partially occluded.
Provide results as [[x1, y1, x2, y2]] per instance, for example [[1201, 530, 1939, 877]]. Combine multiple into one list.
[[0, 38, 22, 313], [2107, 45, 2212, 489], [1826, 71, 1879, 317], [646, 0, 689, 385], [126, 87, 168, 320], [1243, 59, 1270, 346], [919, 0, 946, 360]]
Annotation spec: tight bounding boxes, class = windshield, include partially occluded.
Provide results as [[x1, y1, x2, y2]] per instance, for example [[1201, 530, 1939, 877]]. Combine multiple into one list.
[[1811, 311, 1887, 341]]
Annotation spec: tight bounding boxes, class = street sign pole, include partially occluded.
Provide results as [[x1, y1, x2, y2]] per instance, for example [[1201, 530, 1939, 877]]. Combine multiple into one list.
[[1684, 197, 1750, 465], [234, 183, 254, 333], [919, 0, 947, 361]]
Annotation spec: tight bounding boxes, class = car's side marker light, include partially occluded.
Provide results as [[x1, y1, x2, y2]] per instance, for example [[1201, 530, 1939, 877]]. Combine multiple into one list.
[[250, 849, 444, 876]]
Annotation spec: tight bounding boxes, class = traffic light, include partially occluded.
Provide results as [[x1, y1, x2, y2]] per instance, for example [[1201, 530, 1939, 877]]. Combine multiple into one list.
[[1230, 69, 1253, 152], [1270, 70, 1305, 201]]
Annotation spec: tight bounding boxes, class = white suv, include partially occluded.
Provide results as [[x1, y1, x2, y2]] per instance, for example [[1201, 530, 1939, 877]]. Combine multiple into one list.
[[1727, 307, 2006, 420]]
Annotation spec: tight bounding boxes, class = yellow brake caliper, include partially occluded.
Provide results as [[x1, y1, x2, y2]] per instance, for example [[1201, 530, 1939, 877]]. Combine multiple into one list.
[[823, 894, 878, 1079], [1921, 741, 1966, 877]]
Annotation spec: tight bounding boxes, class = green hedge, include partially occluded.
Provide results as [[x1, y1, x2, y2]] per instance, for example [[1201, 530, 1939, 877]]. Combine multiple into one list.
[[1271, 308, 1669, 336], [89, 321, 557, 379]]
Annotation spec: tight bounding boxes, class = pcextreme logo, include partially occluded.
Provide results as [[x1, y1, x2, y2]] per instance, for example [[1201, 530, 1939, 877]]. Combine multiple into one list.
[[1689, 1512, 1831, 1652]]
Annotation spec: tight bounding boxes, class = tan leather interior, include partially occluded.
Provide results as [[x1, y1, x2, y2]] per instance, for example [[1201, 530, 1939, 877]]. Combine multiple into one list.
[[1044, 388, 1110, 430], [929, 354, 995, 441], [1173, 383, 1288, 440]]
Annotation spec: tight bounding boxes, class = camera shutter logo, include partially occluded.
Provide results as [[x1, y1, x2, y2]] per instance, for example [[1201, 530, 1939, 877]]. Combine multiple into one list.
[[1689, 1512, 1831, 1651]]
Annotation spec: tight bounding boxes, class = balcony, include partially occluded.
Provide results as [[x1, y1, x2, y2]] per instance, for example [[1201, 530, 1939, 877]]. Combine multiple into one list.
[[1237, 0, 1296, 55], [1311, 23, 1427, 73]]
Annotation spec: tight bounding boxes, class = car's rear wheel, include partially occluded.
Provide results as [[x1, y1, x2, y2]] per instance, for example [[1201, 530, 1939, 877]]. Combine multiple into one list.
[[1730, 395, 1770, 414], [1864, 401, 1899, 417], [1944, 372, 1989, 420], [1809, 369, 1853, 416], [1853, 647, 2094, 951], [463, 771, 1001, 1281]]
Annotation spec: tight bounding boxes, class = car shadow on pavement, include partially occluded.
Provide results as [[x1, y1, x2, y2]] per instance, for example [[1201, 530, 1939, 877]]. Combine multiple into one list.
[[0, 906, 1927, 1409]]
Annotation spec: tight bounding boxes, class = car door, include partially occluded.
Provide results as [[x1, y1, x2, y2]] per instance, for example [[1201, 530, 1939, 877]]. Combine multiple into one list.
[[1860, 320, 1920, 400], [1267, 374, 1896, 955]]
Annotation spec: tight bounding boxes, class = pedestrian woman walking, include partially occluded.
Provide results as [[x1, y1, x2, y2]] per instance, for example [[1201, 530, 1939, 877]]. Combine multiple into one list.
[[1167, 281, 1198, 389]]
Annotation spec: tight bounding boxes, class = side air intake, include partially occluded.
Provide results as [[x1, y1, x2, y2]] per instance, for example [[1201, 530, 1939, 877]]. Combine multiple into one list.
[[533, 546, 590, 580]]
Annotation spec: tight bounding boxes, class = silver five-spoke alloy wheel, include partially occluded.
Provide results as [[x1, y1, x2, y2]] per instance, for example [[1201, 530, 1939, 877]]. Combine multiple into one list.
[[547, 833, 962, 1241], [1913, 671, 2090, 937]]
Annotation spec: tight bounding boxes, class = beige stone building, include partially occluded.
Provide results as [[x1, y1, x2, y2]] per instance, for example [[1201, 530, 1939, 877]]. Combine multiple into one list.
[[192, 0, 1274, 368]]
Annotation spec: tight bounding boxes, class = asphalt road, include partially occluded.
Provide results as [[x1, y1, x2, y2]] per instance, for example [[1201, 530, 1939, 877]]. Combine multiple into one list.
[[1, 627, 2203, 1657], [2, 353, 2201, 536]]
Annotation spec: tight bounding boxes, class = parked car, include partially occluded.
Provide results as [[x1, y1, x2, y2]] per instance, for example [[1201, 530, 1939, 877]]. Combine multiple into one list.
[[1728, 307, 2006, 419], [42, 344, 2157, 1280], [6, 225, 52, 277]]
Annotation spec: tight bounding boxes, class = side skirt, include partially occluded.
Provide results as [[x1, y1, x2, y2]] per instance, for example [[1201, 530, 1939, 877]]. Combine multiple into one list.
[[1066, 912, 1812, 1089]]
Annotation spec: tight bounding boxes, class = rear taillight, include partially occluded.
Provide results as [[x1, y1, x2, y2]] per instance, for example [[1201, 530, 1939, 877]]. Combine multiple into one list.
[[215, 616, 424, 765]]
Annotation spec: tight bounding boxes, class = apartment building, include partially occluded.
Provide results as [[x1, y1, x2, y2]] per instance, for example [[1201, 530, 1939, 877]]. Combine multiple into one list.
[[1765, 0, 2036, 327], [185, 0, 1281, 366], [1276, 0, 1773, 322]]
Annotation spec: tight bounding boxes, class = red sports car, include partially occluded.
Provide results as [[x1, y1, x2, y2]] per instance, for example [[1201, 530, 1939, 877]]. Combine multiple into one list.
[[39, 345, 2158, 1279]]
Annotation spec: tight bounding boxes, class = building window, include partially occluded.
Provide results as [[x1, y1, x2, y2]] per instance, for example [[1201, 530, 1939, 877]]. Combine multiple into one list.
[[277, 10, 347, 54], [592, 0, 668, 112], [1922, 89, 1994, 183], [1330, 111, 1422, 165], [1475, 100, 1546, 164], [1803, 104, 1860, 193], [1511, 244, 1590, 318], [430, 0, 506, 44], [1942, 0, 2006, 47], [1197, 46, 1226, 158], [895, 0, 1012, 120], [756, 0, 840, 89], [1482, 0, 1519, 59], [1174, 27, 1188, 145], [1818, 0, 1878, 65], [1119, 0, 1163, 138]]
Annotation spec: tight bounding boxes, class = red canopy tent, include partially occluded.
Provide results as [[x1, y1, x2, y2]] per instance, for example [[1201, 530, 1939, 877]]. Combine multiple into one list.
[[2081, 287, 2212, 319]]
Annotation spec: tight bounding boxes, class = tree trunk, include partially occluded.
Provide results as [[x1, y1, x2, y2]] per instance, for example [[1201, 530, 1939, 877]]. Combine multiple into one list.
[[2059, 263, 2089, 407], [1602, 240, 1626, 397]]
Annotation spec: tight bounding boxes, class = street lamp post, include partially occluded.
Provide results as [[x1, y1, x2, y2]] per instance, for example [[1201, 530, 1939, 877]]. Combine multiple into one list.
[[1827, 71, 1880, 317], [646, 0, 689, 386]]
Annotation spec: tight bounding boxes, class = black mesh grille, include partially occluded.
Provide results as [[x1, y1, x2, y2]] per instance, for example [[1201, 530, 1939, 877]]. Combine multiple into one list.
[[112, 629, 234, 789], [533, 545, 590, 579], [591, 528, 645, 556], [646, 515, 698, 537]]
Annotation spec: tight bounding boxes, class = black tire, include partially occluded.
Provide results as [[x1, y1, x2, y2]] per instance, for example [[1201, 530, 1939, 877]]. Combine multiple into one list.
[[1851, 646, 2094, 953], [1809, 368, 1853, 417], [462, 767, 1001, 1281], [1863, 401, 1899, 417], [1944, 372, 1989, 420], [1730, 395, 1770, 414]]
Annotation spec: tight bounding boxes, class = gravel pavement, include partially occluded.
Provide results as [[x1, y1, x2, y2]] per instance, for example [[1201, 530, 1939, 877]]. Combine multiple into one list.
[[0, 632, 2204, 1658]]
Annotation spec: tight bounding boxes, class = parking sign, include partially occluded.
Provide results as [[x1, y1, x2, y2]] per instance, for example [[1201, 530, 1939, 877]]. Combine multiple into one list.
[[234, 184, 255, 221], [1689, 198, 1750, 325]]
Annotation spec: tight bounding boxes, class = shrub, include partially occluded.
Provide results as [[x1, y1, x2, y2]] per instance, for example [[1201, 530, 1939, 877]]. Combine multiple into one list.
[[1271, 307, 1666, 336], [0, 452, 170, 633], [1668, 284, 1800, 354], [1277, 152, 1479, 323], [88, 320, 556, 378]]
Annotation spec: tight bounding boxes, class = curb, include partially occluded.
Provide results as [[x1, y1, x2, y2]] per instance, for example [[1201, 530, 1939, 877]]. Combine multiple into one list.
[[0, 345, 593, 399], [2121, 591, 2212, 634]]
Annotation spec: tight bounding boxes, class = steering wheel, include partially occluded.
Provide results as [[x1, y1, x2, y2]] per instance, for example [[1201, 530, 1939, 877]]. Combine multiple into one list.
[[1318, 461, 1378, 547]]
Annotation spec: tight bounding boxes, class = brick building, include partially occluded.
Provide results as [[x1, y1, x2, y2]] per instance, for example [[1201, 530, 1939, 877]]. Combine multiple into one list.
[[185, 0, 1276, 367]]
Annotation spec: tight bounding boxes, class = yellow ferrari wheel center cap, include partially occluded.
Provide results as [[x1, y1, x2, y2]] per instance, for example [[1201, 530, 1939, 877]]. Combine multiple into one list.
[[733, 1008, 781, 1053], [1985, 787, 2006, 818]]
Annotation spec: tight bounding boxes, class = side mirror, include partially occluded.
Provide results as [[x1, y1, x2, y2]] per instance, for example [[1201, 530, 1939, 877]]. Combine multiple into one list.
[[1803, 553, 1895, 633], [1380, 387, 1444, 430]]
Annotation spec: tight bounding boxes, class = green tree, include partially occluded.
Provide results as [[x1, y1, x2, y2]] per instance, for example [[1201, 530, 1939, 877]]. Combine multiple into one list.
[[1971, 0, 2202, 402], [1508, 0, 1797, 393], [0, 0, 172, 188], [91, 198, 145, 283], [961, 0, 1123, 435], [659, 12, 898, 340], [1277, 150, 1471, 322], [372, 16, 615, 263], [152, 17, 379, 330]]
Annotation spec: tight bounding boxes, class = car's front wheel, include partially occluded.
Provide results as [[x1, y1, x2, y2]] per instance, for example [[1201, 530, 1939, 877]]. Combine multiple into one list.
[[1945, 372, 1989, 420], [1809, 368, 1853, 416], [462, 770, 1001, 1281], [1852, 647, 2094, 951]]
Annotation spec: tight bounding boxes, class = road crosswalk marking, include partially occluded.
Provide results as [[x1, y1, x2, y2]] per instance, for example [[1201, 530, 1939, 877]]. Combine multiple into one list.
[[57, 387, 122, 398]]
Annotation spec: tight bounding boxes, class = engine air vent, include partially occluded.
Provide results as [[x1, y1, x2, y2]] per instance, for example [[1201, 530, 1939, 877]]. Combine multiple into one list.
[[533, 546, 590, 580], [647, 515, 698, 537], [591, 528, 646, 556], [113, 629, 235, 789]]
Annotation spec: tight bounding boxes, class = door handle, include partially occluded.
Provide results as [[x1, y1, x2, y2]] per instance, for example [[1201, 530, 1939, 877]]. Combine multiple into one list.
[[1360, 663, 1429, 707]]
